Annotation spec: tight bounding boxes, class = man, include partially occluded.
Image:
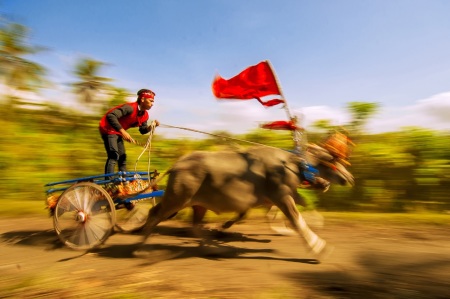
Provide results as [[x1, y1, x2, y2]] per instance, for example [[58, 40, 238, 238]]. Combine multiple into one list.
[[99, 88, 159, 177]]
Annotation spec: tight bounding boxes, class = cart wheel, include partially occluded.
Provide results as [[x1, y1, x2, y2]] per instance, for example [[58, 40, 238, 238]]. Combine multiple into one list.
[[115, 197, 155, 233], [53, 182, 116, 250]]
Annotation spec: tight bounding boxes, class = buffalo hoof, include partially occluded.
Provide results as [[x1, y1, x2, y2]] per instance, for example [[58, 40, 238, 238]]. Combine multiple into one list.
[[314, 243, 334, 262], [133, 248, 151, 258], [221, 220, 235, 229]]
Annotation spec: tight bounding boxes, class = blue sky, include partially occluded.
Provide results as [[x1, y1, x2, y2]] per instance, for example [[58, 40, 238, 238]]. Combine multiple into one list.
[[3, 0, 450, 138]]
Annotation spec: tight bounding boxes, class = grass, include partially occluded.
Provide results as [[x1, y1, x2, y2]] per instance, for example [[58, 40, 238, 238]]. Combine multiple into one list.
[[321, 211, 450, 226], [0, 200, 50, 218], [0, 199, 448, 226]]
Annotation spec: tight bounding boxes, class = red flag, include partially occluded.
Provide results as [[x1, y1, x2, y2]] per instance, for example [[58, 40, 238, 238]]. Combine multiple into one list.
[[260, 120, 299, 131], [256, 98, 285, 107], [212, 61, 282, 102]]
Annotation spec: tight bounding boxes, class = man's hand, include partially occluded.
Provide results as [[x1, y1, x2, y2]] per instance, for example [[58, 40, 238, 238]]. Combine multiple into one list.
[[152, 120, 160, 127], [119, 129, 135, 143]]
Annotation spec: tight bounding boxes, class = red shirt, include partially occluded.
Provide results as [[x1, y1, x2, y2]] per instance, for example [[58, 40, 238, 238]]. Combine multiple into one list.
[[99, 102, 149, 135]]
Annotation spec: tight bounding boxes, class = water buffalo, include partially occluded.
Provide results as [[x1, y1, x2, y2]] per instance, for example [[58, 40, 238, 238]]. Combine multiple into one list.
[[136, 145, 353, 258], [191, 142, 354, 231]]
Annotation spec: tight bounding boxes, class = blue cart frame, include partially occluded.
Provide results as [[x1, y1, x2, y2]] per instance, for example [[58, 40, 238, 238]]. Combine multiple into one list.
[[45, 171, 164, 250]]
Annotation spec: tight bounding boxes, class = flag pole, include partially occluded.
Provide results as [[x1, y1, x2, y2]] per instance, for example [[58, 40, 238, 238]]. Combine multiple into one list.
[[265, 60, 308, 154]]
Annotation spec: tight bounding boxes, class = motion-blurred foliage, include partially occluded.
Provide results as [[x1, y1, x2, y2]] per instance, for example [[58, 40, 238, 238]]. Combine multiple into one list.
[[316, 130, 450, 212], [1, 102, 449, 213]]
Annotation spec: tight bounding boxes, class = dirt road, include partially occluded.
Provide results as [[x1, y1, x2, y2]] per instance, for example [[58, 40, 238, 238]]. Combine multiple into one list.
[[1, 214, 449, 298]]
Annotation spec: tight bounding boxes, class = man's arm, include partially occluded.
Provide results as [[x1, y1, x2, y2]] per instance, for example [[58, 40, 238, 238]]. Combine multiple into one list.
[[106, 104, 133, 132], [106, 104, 135, 142], [139, 122, 149, 135], [139, 120, 159, 135]]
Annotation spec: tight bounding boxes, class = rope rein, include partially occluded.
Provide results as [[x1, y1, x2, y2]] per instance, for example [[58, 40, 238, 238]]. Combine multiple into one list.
[[132, 121, 157, 183], [158, 123, 280, 149], [126, 122, 288, 193], [128, 123, 350, 187]]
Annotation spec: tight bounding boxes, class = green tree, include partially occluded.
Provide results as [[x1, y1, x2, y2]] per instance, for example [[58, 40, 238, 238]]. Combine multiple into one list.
[[71, 57, 112, 106], [0, 21, 47, 92], [346, 101, 379, 133], [311, 119, 334, 132], [103, 87, 131, 111]]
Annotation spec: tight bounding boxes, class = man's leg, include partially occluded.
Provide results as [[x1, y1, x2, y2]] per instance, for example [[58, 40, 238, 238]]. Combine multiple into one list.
[[117, 138, 127, 172], [102, 134, 121, 178]]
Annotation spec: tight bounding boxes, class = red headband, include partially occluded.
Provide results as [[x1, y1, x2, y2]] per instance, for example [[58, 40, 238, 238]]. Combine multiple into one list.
[[140, 92, 154, 99]]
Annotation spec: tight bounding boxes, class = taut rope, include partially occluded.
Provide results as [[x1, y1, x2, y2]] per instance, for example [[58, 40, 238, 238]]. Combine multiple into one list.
[[132, 121, 158, 183], [158, 123, 279, 149], [126, 123, 280, 193]]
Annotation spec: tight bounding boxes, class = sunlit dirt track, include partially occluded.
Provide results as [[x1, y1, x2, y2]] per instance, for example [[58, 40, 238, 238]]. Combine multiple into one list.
[[1, 215, 449, 298]]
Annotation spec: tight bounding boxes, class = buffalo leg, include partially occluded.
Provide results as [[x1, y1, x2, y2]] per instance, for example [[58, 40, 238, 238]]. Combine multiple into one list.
[[191, 206, 248, 230], [222, 211, 247, 229], [274, 195, 327, 256], [192, 205, 207, 226], [138, 200, 185, 248], [139, 203, 168, 244]]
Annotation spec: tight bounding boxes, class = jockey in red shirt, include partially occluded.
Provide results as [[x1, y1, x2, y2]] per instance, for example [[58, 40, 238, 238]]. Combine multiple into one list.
[[99, 89, 159, 178]]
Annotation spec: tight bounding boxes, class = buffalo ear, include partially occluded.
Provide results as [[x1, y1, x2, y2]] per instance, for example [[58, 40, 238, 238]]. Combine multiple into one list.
[[307, 144, 334, 162], [335, 162, 355, 186]]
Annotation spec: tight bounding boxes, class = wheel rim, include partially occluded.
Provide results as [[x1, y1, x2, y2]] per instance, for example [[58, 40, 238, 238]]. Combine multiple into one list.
[[53, 182, 115, 250]]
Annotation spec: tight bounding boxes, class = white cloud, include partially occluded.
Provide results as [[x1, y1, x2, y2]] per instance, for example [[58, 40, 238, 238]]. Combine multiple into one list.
[[156, 92, 450, 138], [0, 83, 44, 102], [366, 92, 450, 133], [4, 80, 450, 138], [261, 93, 450, 135], [414, 92, 450, 123], [293, 106, 351, 129]]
